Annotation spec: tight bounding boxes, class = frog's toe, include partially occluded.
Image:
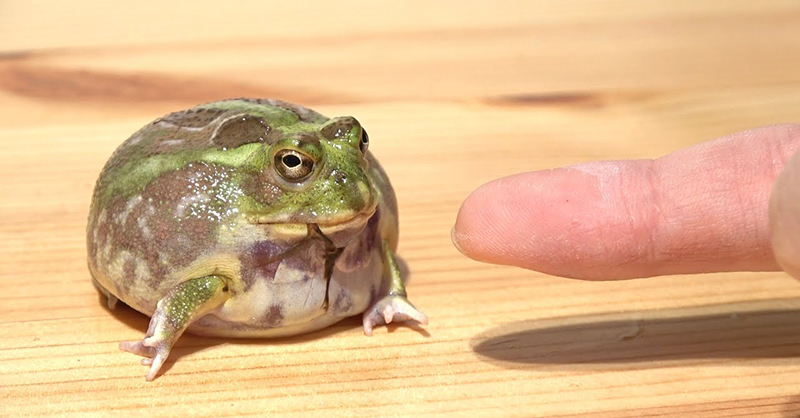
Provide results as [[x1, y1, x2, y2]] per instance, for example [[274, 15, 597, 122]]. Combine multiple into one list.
[[362, 295, 428, 336], [119, 337, 172, 381], [91, 278, 119, 310], [103, 293, 119, 310], [362, 310, 382, 336], [119, 339, 152, 357]]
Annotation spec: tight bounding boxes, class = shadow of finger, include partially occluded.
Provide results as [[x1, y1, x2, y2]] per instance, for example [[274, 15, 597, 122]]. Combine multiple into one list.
[[472, 298, 800, 370]]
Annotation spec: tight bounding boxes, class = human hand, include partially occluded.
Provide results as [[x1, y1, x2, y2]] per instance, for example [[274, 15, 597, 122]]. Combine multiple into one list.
[[452, 124, 800, 280]]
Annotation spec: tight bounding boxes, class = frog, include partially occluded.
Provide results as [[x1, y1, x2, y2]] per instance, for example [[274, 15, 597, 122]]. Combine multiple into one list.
[[86, 98, 427, 381]]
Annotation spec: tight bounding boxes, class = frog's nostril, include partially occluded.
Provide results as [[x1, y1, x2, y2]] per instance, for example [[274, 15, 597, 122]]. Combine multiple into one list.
[[359, 129, 369, 153]]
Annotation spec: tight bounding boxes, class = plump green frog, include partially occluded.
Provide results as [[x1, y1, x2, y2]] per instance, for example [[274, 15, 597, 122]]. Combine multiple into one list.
[[86, 99, 427, 381]]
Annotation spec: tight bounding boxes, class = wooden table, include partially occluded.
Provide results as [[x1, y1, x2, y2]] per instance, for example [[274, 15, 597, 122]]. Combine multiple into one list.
[[2, 1, 800, 416]]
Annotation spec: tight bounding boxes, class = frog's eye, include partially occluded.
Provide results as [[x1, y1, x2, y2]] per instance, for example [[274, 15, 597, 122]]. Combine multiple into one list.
[[359, 129, 369, 153], [274, 149, 314, 181]]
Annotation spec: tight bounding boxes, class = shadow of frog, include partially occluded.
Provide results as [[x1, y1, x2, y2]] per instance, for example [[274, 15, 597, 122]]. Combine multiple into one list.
[[472, 298, 800, 371]]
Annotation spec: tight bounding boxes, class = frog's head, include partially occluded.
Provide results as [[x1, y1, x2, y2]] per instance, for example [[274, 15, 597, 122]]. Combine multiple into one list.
[[242, 113, 378, 246]]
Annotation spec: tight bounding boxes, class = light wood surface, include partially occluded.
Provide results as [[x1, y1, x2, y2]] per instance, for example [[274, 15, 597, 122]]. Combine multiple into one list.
[[2, 1, 800, 417]]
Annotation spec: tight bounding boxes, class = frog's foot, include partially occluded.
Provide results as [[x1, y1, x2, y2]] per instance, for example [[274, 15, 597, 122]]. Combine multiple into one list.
[[362, 294, 428, 336], [119, 332, 173, 381]]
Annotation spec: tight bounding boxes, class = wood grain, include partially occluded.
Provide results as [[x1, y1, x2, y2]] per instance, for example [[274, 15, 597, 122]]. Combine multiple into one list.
[[2, 1, 800, 417]]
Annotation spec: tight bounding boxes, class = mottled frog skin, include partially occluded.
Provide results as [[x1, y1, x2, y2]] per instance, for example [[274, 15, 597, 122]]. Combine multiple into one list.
[[87, 99, 427, 380]]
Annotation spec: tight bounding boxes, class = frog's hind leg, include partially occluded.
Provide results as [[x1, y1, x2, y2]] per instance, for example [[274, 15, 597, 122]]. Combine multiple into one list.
[[120, 275, 229, 381]]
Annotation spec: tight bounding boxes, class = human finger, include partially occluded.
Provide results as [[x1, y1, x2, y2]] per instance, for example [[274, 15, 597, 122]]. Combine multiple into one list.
[[452, 124, 800, 280]]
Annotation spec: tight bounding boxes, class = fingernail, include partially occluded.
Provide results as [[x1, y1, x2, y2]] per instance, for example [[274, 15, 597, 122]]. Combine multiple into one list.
[[451, 226, 466, 255]]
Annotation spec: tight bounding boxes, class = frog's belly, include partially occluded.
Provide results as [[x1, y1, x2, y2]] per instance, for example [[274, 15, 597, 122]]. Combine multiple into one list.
[[187, 248, 383, 338]]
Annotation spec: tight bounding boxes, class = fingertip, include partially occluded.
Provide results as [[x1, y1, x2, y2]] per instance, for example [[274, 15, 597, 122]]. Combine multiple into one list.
[[452, 169, 598, 275], [452, 175, 520, 264]]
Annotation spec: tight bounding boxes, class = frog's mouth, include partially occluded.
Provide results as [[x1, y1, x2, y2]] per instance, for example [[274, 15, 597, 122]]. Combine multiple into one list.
[[254, 211, 373, 248], [314, 212, 373, 247]]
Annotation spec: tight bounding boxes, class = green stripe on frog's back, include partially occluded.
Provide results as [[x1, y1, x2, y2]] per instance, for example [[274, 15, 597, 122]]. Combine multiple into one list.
[[95, 142, 267, 208], [275, 122, 328, 136]]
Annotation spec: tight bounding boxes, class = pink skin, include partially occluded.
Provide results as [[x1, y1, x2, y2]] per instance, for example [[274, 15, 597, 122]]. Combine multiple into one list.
[[452, 124, 800, 280]]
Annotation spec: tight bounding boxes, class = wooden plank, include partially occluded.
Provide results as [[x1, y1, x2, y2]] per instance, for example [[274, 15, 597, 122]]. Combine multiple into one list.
[[2, 1, 800, 417]]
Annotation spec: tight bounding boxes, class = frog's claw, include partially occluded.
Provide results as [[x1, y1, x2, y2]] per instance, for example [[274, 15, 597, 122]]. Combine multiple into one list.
[[362, 294, 428, 336]]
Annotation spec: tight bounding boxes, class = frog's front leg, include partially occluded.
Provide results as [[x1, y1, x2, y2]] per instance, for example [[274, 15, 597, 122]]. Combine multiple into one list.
[[119, 275, 229, 381], [363, 241, 428, 336]]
